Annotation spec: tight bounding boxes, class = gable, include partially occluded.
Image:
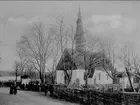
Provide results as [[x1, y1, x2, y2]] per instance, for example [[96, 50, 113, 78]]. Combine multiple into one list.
[[56, 49, 77, 70]]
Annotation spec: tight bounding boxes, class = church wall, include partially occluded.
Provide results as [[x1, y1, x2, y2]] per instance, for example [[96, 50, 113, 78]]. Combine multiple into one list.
[[88, 70, 113, 85], [69, 69, 85, 85], [56, 69, 85, 85], [93, 70, 113, 85], [56, 69, 113, 85], [56, 70, 64, 84], [75, 69, 85, 85], [69, 70, 77, 84]]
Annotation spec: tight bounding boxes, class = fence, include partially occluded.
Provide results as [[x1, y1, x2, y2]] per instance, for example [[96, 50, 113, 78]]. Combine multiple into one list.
[[49, 84, 140, 105]]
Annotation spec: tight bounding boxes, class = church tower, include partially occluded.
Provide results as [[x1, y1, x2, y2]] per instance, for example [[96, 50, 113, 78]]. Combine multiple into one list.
[[74, 8, 86, 52]]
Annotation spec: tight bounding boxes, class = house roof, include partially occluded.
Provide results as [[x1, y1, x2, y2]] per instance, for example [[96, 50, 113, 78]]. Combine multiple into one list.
[[21, 75, 30, 79], [56, 48, 113, 78], [117, 71, 134, 78]]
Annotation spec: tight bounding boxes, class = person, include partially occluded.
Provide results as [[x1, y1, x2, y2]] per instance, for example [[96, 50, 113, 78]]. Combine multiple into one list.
[[13, 82, 17, 95], [44, 83, 48, 96], [9, 83, 14, 94]]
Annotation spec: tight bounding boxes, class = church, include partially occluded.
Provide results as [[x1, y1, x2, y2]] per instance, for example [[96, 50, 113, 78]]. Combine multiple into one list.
[[56, 8, 113, 86]]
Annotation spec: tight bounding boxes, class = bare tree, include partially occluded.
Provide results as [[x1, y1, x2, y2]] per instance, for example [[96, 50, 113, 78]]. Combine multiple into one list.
[[24, 63, 36, 79], [99, 38, 119, 84], [131, 55, 140, 83], [128, 45, 140, 77], [82, 33, 102, 87], [64, 31, 102, 87], [125, 45, 140, 90], [62, 25, 76, 85], [13, 61, 21, 82], [120, 43, 132, 69], [19, 22, 53, 84], [16, 41, 29, 81], [49, 16, 71, 84], [64, 30, 101, 86], [120, 42, 136, 91]]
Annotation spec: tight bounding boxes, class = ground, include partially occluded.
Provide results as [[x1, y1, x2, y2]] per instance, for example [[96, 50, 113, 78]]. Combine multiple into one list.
[[0, 87, 79, 105]]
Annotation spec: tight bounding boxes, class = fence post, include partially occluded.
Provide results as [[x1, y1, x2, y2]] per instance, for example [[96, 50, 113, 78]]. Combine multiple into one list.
[[87, 90, 90, 105], [94, 91, 97, 105], [74, 89, 77, 103], [120, 92, 123, 105]]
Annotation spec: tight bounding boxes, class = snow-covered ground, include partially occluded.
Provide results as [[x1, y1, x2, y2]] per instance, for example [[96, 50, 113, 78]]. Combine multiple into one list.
[[0, 87, 79, 105]]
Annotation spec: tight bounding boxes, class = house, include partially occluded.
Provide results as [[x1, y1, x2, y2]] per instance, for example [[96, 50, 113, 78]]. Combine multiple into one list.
[[56, 8, 113, 86], [21, 75, 31, 85], [117, 71, 139, 89]]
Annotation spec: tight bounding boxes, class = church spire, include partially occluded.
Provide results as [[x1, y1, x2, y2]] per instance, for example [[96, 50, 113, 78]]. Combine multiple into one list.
[[77, 6, 82, 22], [74, 7, 86, 52]]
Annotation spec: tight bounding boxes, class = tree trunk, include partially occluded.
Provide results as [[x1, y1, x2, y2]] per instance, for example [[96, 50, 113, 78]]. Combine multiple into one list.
[[20, 77, 22, 83], [113, 77, 118, 84], [40, 71, 44, 84], [15, 68, 18, 84], [125, 68, 135, 92], [112, 73, 118, 84], [85, 75, 88, 88], [20, 68, 24, 83]]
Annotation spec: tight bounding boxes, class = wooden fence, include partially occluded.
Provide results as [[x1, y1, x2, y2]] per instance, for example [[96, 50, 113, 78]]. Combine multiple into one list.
[[49, 84, 140, 105]]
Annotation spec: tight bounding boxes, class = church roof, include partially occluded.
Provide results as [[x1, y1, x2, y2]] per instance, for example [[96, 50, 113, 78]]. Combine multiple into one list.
[[56, 48, 112, 72], [56, 48, 77, 71]]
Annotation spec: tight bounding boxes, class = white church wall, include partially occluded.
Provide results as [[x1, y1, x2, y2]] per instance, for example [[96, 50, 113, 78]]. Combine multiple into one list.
[[56, 70, 64, 84], [88, 70, 113, 85], [75, 69, 85, 85], [69, 70, 77, 84], [56, 69, 85, 85], [88, 78, 95, 84], [95, 70, 113, 84], [56, 69, 113, 85]]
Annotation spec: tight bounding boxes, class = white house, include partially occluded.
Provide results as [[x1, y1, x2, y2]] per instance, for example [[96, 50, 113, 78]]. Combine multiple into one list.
[[117, 72, 139, 89], [22, 78, 31, 85]]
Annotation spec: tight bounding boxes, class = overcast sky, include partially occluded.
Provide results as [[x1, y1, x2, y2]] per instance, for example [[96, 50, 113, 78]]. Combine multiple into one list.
[[0, 1, 140, 71]]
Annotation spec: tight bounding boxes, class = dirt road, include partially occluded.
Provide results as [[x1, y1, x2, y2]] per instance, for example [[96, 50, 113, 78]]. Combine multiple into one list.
[[0, 87, 79, 105]]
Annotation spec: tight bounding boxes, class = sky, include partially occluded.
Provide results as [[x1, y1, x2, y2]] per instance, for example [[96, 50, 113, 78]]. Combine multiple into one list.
[[0, 1, 140, 71]]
